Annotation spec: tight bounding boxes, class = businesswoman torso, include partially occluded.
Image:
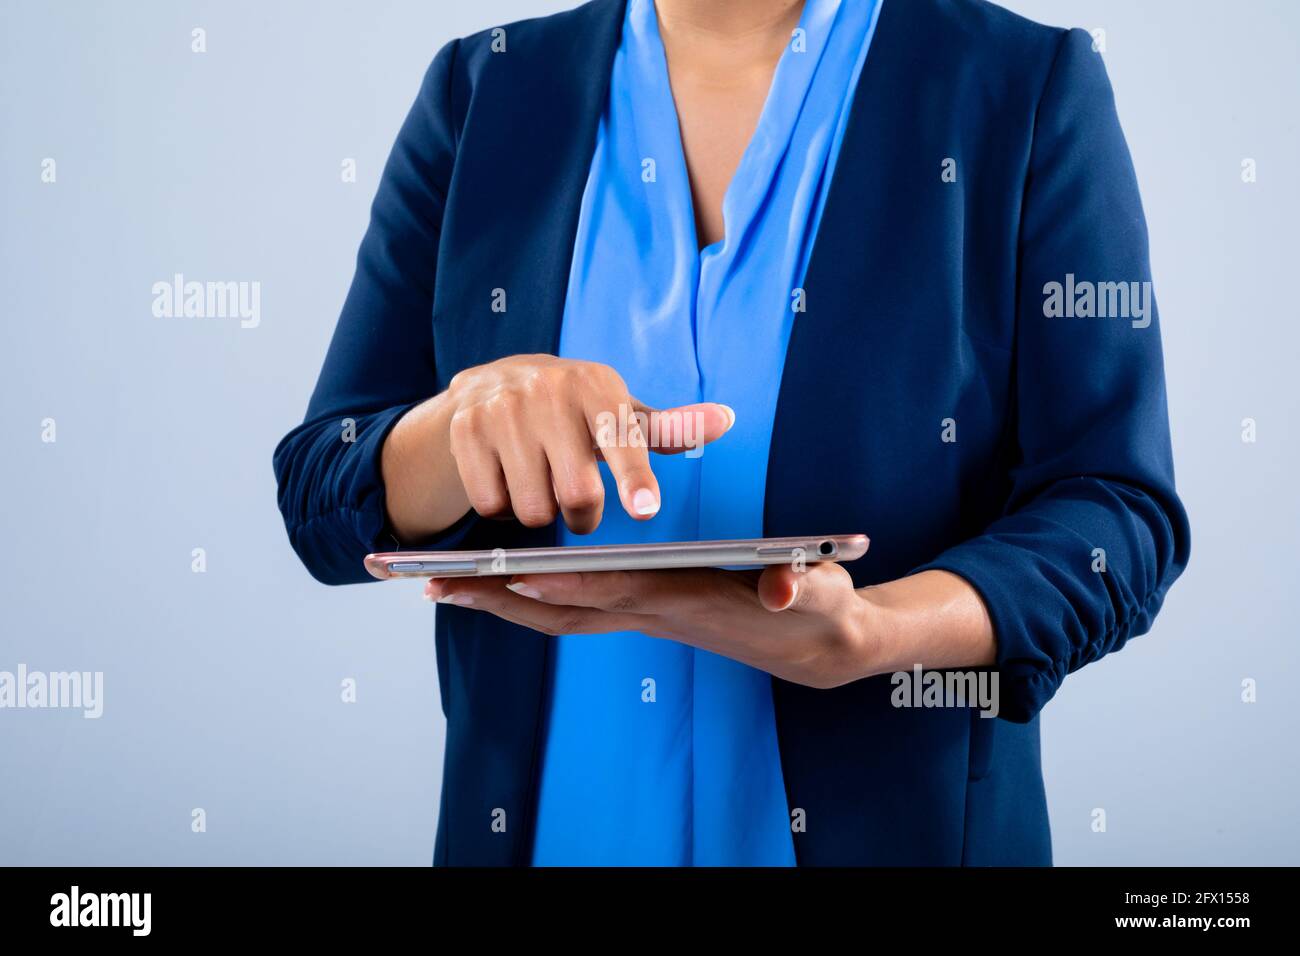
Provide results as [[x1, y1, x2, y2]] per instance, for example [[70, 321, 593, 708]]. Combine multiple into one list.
[[275, 0, 1190, 866]]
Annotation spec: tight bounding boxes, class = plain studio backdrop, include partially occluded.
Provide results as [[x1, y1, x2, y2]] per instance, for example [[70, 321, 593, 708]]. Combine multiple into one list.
[[1, 0, 1295, 865]]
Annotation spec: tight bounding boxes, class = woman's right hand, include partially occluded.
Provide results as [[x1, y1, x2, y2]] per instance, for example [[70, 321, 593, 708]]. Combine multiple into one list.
[[380, 354, 734, 541]]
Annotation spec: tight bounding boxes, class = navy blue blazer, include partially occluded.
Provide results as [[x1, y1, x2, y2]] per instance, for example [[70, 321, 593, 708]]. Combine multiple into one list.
[[274, 0, 1190, 866]]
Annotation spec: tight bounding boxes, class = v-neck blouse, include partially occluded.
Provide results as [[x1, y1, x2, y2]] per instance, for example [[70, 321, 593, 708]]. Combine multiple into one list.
[[530, 0, 884, 866]]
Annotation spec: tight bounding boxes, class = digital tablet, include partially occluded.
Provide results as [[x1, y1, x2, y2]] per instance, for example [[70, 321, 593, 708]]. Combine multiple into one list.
[[364, 534, 869, 580]]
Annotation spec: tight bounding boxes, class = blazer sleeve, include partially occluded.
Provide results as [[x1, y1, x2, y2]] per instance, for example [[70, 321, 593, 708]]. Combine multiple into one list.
[[272, 40, 477, 585], [915, 29, 1191, 722]]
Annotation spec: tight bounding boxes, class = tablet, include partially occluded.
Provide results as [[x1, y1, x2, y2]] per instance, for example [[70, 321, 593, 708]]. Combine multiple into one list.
[[364, 534, 869, 580]]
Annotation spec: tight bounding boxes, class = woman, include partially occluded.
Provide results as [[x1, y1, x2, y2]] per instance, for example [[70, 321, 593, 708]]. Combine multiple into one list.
[[274, 0, 1190, 866]]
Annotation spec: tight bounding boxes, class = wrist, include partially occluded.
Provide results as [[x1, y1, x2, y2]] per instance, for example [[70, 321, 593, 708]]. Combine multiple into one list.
[[853, 570, 997, 679], [854, 579, 912, 679], [381, 391, 469, 542]]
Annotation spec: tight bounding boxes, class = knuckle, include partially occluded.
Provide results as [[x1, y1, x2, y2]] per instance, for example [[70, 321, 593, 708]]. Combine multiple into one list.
[[606, 592, 640, 613], [484, 388, 524, 418], [556, 479, 604, 514], [589, 362, 627, 395], [448, 407, 482, 442], [595, 572, 640, 613], [625, 462, 655, 486], [518, 368, 552, 401], [555, 614, 586, 635], [536, 614, 582, 637], [548, 362, 583, 393], [469, 489, 509, 518], [513, 497, 557, 528]]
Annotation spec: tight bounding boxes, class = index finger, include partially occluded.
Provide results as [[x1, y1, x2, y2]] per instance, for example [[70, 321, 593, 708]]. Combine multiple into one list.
[[586, 397, 662, 520]]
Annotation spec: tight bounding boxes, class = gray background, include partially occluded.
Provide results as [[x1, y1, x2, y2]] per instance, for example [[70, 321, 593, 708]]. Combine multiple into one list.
[[1, 0, 1295, 865]]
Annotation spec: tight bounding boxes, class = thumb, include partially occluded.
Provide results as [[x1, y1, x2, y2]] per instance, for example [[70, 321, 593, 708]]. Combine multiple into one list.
[[758, 562, 852, 613], [636, 400, 735, 455], [758, 564, 804, 612]]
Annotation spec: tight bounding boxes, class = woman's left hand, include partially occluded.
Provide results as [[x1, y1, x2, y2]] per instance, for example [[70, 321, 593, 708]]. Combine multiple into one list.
[[425, 562, 901, 689]]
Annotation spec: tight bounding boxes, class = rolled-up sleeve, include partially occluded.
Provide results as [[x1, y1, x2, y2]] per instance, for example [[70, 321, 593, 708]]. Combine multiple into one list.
[[915, 28, 1191, 722], [273, 40, 476, 585]]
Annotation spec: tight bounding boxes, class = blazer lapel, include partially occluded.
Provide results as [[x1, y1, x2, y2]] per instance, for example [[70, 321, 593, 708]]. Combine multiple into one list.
[[433, 0, 627, 375], [767, 0, 909, 513], [430, 0, 627, 868], [765, 0, 972, 864]]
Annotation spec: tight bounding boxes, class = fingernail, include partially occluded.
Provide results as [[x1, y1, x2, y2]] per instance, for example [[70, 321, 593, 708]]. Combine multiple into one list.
[[507, 582, 543, 600], [632, 488, 659, 516], [719, 404, 736, 430], [422, 591, 436, 603], [437, 592, 473, 606], [785, 582, 798, 610]]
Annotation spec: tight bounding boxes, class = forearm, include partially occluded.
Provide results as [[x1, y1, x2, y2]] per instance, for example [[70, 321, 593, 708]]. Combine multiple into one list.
[[861, 570, 996, 677], [380, 392, 471, 542]]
